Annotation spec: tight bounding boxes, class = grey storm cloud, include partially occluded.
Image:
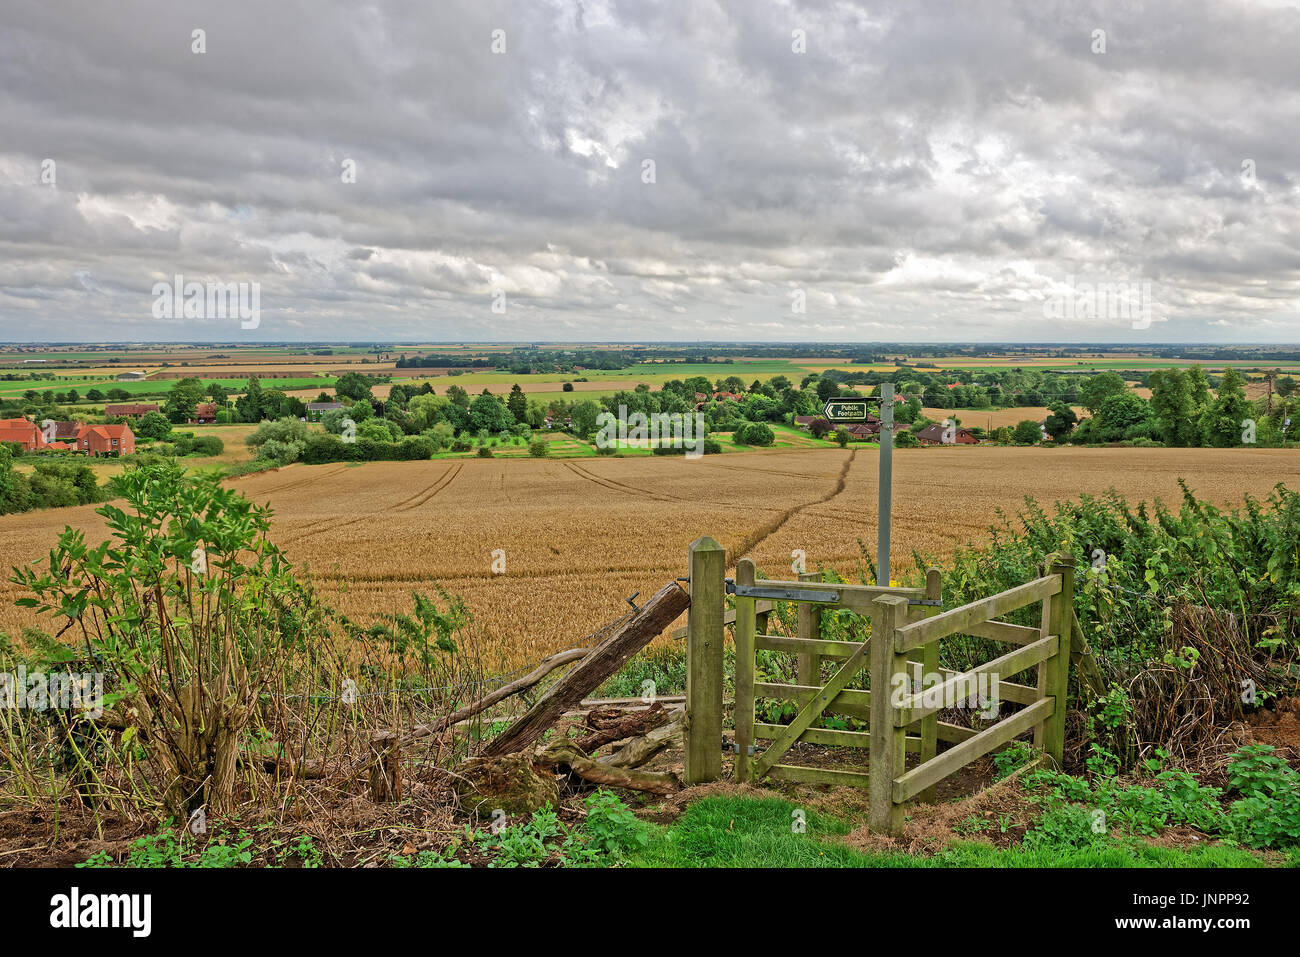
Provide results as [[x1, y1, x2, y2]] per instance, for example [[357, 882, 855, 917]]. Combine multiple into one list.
[[1, 0, 1298, 342]]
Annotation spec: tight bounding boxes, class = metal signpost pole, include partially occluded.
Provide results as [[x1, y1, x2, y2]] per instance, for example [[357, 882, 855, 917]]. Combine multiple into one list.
[[820, 384, 894, 586], [876, 383, 893, 587]]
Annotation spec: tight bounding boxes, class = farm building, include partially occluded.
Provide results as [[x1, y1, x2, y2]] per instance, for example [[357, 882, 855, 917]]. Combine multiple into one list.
[[105, 403, 160, 418], [307, 402, 343, 421], [915, 424, 979, 445], [72, 423, 136, 457], [116, 370, 148, 381], [0, 417, 46, 451], [189, 402, 218, 424], [793, 415, 818, 429]]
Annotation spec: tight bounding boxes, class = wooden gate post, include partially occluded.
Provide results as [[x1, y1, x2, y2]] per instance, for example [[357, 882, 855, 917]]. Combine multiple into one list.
[[870, 594, 909, 835], [796, 571, 823, 689], [1040, 554, 1075, 768], [916, 567, 942, 802], [685, 536, 726, 784], [733, 558, 757, 783]]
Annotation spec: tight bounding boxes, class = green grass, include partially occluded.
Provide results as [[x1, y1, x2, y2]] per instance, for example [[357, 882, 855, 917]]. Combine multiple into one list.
[[0, 375, 337, 399], [625, 796, 1274, 869]]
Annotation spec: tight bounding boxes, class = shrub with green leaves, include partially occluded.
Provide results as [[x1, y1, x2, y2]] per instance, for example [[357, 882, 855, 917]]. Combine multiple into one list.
[[1224, 745, 1300, 849], [13, 462, 321, 818]]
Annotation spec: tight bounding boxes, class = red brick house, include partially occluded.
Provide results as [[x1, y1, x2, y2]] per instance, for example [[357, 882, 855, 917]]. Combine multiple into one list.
[[915, 424, 979, 445], [74, 423, 136, 456], [189, 402, 218, 424], [0, 417, 46, 451], [845, 423, 876, 440], [105, 403, 160, 419]]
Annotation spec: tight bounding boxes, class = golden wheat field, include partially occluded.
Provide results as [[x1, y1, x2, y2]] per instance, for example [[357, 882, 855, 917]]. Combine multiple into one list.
[[1, 448, 1298, 672]]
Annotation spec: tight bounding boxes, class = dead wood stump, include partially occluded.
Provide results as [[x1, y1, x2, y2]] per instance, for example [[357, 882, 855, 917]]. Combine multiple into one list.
[[453, 752, 560, 816]]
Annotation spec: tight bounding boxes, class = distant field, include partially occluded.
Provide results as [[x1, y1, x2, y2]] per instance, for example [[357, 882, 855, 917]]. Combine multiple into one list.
[[3, 446, 1296, 672], [919, 406, 1087, 429], [0, 375, 337, 399]]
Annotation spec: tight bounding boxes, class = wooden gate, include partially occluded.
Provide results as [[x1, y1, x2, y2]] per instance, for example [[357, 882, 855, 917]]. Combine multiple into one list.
[[715, 546, 1076, 836], [731, 558, 940, 789], [869, 556, 1074, 833]]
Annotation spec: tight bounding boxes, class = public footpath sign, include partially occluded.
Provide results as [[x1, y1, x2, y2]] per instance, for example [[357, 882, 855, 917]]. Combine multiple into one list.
[[821, 398, 870, 422]]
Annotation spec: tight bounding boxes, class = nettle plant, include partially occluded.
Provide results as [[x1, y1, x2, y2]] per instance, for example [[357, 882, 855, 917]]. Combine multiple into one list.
[[13, 462, 318, 819]]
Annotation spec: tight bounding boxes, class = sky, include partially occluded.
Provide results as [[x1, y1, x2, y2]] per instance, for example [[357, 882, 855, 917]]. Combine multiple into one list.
[[1, 0, 1298, 344]]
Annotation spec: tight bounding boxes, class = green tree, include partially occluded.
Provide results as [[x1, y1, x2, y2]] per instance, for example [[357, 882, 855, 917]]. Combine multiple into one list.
[[358, 418, 398, 443], [570, 400, 602, 437], [1186, 365, 1212, 415], [507, 383, 528, 424], [1149, 368, 1195, 446], [1096, 392, 1154, 442], [135, 410, 173, 441], [163, 377, 205, 423], [246, 418, 310, 462], [1079, 371, 1127, 415], [234, 375, 264, 423], [446, 385, 470, 408], [469, 392, 514, 433], [734, 422, 775, 447], [408, 393, 449, 430], [1043, 403, 1078, 442], [1199, 366, 1253, 447], [335, 372, 373, 402], [1012, 420, 1042, 445]]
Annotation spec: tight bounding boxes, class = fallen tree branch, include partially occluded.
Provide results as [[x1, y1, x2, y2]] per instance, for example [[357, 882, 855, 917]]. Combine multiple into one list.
[[391, 647, 590, 749], [536, 740, 680, 795], [484, 581, 690, 757], [575, 703, 667, 752], [600, 707, 686, 769]]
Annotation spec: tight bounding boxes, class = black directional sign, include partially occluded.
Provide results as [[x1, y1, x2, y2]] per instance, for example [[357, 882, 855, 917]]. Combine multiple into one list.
[[821, 398, 870, 422]]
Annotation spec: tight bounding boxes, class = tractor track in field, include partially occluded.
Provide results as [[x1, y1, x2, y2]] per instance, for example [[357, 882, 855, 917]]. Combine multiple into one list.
[[561, 461, 681, 503], [724, 449, 856, 566], [236, 463, 350, 497], [280, 464, 462, 545], [394, 463, 463, 511], [270, 464, 450, 539]]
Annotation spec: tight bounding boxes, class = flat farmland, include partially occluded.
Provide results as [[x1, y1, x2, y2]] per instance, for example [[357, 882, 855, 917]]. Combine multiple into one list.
[[1, 448, 1297, 673]]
